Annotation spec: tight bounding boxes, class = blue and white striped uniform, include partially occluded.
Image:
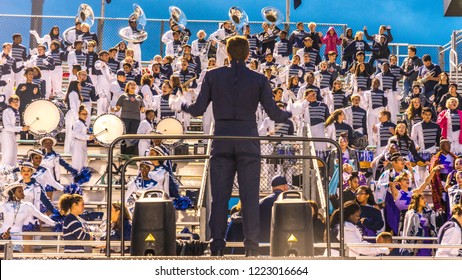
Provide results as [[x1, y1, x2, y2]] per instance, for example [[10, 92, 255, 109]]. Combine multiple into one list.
[[356, 75, 370, 91], [450, 110, 461, 132], [307, 101, 329, 126], [379, 121, 396, 147], [319, 70, 333, 89], [370, 89, 387, 109], [381, 72, 397, 91], [351, 105, 367, 132], [160, 95, 175, 118], [49, 50, 66, 66], [63, 213, 92, 253]]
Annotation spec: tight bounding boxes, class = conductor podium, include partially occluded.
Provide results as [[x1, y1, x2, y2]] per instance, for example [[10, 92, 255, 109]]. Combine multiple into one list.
[[130, 190, 176, 256], [270, 191, 314, 257]]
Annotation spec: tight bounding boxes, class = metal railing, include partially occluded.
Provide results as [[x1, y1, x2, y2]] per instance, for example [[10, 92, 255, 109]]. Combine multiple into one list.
[[105, 134, 344, 257]]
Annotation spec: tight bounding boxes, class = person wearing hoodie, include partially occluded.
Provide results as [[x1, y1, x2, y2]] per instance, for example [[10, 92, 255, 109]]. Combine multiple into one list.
[[320, 27, 342, 61]]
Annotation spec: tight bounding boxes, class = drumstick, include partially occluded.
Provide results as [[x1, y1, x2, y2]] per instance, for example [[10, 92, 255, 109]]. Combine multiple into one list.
[[28, 117, 39, 126], [94, 128, 108, 137]]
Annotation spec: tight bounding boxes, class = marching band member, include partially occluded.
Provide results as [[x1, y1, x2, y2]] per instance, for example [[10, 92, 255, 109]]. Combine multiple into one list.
[[165, 30, 183, 64], [258, 102, 294, 136], [79, 22, 99, 47], [209, 21, 234, 67], [180, 45, 201, 76], [109, 70, 127, 117], [120, 49, 141, 73], [121, 61, 141, 85], [258, 22, 280, 56], [297, 72, 321, 101], [137, 110, 156, 156], [107, 47, 120, 74], [125, 161, 158, 213], [151, 62, 167, 88], [115, 41, 127, 62], [48, 41, 67, 97], [192, 30, 209, 70], [243, 25, 261, 64], [1, 43, 24, 99], [11, 34, 29, 87], [161, 23, 179, 45], [286, 55, 305, 82], [198, 58, 217, 135], [71, 105, 95, 170], [411, 107, 441, 182], [273, 30, 292, 66], [94, 50, 114, 115], [153, 80, 177, 123], [85, 40, 99, 83], [365, 78, 388, 145], [436, 204, 462, 257], [0, 95, 29, 166], [325, 109, 354, 143], [296, 37, 321, 66], [292, 89, 330, 149], [29, 44, 55, 99], [15, 68, 42, 132], [67, 40, 87, 81], [126, 17, 144, 63], [376, 62, 400, 123], [344, 94, 368, 136], [140, 74, 157, 112], [0, 182, 56, 253], [76, 70, 97, 125], [372, 110, 395, 156], [301, 52, 316, 75], [64, 81, 83, 154]]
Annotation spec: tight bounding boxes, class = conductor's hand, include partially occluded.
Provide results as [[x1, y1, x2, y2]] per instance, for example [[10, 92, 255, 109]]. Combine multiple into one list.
[[22, 125, 29, 131]]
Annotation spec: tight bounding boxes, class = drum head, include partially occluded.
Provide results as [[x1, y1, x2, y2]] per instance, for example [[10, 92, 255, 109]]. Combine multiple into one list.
[[156, 117, 184, 146], [23, 100, 63, 136], [93, 114, 125, 146]]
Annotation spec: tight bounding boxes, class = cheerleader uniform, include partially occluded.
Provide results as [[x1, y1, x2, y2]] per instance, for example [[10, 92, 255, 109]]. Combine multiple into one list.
[[71, 119, 91, 171], [41, 149, 78, 183], [33, 165, 64, 193], [0, 106, 21, 166], [148, 165, 171, 196], [125, 175, 158, 213], [0, 200, 55, 251], [402, 209, 436, 256]]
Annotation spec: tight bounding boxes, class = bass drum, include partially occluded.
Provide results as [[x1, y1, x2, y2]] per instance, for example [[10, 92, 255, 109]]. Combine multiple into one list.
[[156, 117, 184, 148], [92, 114, 125, 147], [23, 99, 64, 137]]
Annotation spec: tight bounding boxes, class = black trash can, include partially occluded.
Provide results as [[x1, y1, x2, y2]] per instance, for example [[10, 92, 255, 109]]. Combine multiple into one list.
[[270, 191, 314, 257], [131, 190, 176, 256]]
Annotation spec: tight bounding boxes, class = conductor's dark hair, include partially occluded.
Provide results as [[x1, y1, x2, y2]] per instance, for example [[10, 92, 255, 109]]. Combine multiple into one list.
[[226, 36, 249, 62]]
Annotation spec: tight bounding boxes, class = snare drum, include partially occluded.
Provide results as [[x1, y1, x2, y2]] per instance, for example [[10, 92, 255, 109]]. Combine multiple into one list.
[[92, 114, 125, 147], [358, 150, 374, 169], [23, 99, 64, 137], [156, 117, 184, 148]]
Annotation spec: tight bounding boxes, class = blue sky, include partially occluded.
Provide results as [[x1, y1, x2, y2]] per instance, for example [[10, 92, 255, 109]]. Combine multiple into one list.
[[1, 0, 460, 45]]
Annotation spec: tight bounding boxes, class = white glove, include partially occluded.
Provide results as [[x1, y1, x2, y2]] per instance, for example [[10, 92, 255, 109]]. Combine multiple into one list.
[[42, 59, 49, 65]]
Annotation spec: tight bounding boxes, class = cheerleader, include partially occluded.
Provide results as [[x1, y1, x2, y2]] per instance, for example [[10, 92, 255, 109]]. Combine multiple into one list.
[[58, 194, 94, 253], [125, 161, 158, 213], [18, 162, 55, 252], [437, 97, 462, 153], [1, 95, 29, 166], [0, 182, 56, 253], [137, 110, 156, 156], [71, 105, 95, 170], [40, 136, 78, 183], [27, 149, 64, 200], [365, 78, 388, 146], [436, 204, 462, 257], [64, 81, 83, 154], [148, 146, 173, 197]]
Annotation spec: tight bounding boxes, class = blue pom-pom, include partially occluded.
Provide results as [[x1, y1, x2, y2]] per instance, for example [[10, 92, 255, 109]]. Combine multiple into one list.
[[173, 196, 193, 211], [73, 167, 92, 185], [63, 183, 83, 195], [44, 185, 55, 192], [50, 209, 65, 232]]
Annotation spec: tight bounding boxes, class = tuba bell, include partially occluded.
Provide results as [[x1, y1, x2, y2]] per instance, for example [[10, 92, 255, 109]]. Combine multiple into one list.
[[119, 3, 148, 43], [261, 6, 284, 26], [169, 6, 187, 29], [228, 6, 249, 30], [63, 4, 95, 46]]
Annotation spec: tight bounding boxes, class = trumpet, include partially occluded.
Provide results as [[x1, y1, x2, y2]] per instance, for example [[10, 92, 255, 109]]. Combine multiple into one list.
[[181, 76, 197, 91], [416, 68, 436, 85]]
